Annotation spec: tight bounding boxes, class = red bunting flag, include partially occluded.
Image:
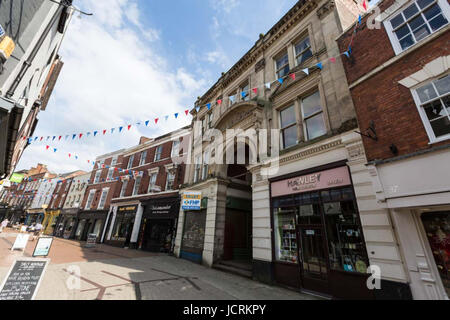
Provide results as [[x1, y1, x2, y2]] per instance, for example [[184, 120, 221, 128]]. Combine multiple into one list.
[[88, 160, 90, 163], [155, 118, 159, 124], [103, 130, 107, 135], [185, 110, 189, 116], [59, 136, 62, 141], [363, 0, 367, 10], [46, 146, 49, 150], [330, 57, 336, 63], [217, 99, 222, 105], [69, 154, 72, 158], [290, 73, 296, 81], [128, 125, 132, 131], [79, 133, 83, 139], [40, 137, 43, 141], [252, 88, 258, 94]]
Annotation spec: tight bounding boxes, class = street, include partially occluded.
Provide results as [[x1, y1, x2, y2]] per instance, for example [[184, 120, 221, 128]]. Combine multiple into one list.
[[0, 231, 318, 300]]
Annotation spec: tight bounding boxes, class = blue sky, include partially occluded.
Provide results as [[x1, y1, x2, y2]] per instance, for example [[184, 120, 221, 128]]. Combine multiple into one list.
[[16, 0, 304, 174]]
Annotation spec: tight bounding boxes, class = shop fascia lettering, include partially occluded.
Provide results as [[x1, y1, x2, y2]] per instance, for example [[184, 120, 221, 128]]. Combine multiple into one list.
[[287, 174, 322, 188]]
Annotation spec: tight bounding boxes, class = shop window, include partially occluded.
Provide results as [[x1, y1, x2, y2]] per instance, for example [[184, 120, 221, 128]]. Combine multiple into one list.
[[421, 211, 450, 297], [275, 51, 290, 79], [127, 155, 134, 169], [274, 206, 298, 264], [294, 36, 313, 66], [301, 91, 327, 141], [385, 0, 449, 54], [412, 73, 450, 142], [154, 146, 163, 162], [280, 105, 297, 149], [139, 151, 147, 166], [295, 192, 322, 225], [111, 213, 135, 242], [322, 187, 370, 274]]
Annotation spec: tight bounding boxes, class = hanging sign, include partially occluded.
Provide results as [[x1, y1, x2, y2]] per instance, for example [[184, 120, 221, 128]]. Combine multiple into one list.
[[0, 259, 49, 300], [32, 237, 53, 257], [182, 192, 202, 211], [10, 173, 24, 183]]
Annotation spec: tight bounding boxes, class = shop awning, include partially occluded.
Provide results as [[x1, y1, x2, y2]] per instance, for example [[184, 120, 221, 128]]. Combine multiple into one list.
[[0, 96, 24, 177]]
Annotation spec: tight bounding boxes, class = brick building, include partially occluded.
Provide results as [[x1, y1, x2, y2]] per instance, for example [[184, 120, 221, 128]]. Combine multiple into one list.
[[105, 127, 190, 251], [338, 0, 449, 299]]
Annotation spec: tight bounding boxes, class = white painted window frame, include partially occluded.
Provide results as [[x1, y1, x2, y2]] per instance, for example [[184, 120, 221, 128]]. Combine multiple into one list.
[[97, 188, 110, 210]]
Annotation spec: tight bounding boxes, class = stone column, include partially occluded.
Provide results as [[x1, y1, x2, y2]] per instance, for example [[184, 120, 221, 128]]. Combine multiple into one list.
[[106, 205, 118, 241], [174, 204, 185, 258], [130, 203, 144, 248]]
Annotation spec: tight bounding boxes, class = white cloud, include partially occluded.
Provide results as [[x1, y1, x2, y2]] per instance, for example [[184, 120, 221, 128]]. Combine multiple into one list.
[[16, 0, 205, 174]]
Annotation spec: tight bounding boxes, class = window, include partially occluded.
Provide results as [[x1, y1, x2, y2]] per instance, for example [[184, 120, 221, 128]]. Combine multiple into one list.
[[201, 117, 207, 135], [280, 105, 297, 149], [107, 168, 114, 181], [65, 182, 70, 192], [127, 155, 134, 169], [85, 190, 95, 210], [139, 151, 147, 166], [133, 176, 142, 196], [301, 91, 327, 141], [413, 74, 450, 141], [207, 113, 213, 128], [97, 188, 109, 210], [166, 172, 175, 191], [154, 146, 163, 161], [120, 180, 128, 197], [148, 173, 158, 193], [111, 156, 118, 166], [94, 170, 101, 184], [194, 155, 202, 183], [240, 82, 250, 101], [171, 140, 180, 158], [294, 36, 313, 66], [275, 52, 290, 79], [387, 0, 449, 53]]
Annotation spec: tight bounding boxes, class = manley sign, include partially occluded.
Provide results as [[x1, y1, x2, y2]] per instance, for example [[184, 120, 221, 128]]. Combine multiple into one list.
[[271, 166, 352, 197]]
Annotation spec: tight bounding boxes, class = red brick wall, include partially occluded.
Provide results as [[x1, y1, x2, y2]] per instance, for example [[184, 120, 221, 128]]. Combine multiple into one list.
[[337, 1, 450, 162]]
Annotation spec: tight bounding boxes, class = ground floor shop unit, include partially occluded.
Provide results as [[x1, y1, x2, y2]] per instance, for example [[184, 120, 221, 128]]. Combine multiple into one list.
[[42, 209, 60, 235], [6, 209, 26, 225], [25, 210, 45, 226], [175, 131, 412, 299], [54, 209, 79, 239], [368, 147, 450, 300], [106, 204, 141, 248], [74, 210, 108, 242]]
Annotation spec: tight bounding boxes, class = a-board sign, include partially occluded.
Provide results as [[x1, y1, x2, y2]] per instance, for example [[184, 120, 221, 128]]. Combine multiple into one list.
[[0, 259, 49, 300], [11, 234, 29, 251], [85, 234, 97, 248], [32, 237, 53, 257]]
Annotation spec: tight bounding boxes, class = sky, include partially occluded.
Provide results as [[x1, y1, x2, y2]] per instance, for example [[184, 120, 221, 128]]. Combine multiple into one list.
[[16, 0, 302, 174]]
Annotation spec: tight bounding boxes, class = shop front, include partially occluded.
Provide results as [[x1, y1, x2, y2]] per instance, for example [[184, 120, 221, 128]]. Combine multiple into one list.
[[75, 210, 108, 242], [138, 197, 180, 253], [55, 209, 79, 239], [0, 204, 7, 221], [43, 209, 60, 235], [26, 210, 45, 226], [270, 165, 373, 299], [107, 205, 137, 247]]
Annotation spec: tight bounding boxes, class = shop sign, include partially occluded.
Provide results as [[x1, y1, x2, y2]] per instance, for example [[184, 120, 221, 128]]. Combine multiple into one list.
[[271, 166, 351, 197], [118, 205, 137, 213], [32, 237, 53, 257], [182, 192, 202, 211], [0, 259, 49, 300], [149, 205, 172, 215], [10, 173, 24, 184]]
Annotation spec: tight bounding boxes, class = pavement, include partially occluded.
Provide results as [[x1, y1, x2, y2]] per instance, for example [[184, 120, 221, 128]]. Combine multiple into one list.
[[0, 229, 320, 300]]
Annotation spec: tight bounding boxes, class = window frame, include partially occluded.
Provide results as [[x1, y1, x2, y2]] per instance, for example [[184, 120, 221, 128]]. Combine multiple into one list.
[[133, 176, 142, 196], [279, 105, 298, 149], [171, 140, 180, 158], [274, 51, 290, 79], [154, 146, 163, 162], [120, 179, 128, 198], [139, 151, 147, 166], [127, 155, 135, 169], [166, 172, 175, 191], [94, 170, 102, 184], [107, 168, 114, 181], [300, 90, 327, 141], [97, 188, 109, 210], [85, 190, 95, 210], [148, 173, 158, 193], [411, 73, 450, 143], [384, 0, 450, 55], [294, 35, 313, 67]]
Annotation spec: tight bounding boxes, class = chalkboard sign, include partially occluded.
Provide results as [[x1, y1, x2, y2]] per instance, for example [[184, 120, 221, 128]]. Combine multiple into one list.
[[0, 259, 49, 300], [85, 234, 97, 248]]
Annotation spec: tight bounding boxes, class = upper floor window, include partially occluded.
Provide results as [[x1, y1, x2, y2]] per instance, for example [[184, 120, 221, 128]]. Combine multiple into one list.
[[154, 146, 163, 162], [98, 188, 109, 210], [166, 172, 175, 191], [107, 168, 114, 181], [280, 105, 297, 149], [85, 190, 95, 210], [301, 91, 327, 141], [240, 82, 250, 101], [413, 73, 450, 142], [111, 156, 118, 166], [120, 180, 128, 198], [94, 170, 101, 184], [148, 174, 158, 193], [202, 152, 210, 180], [275, 52, 290, 79], [194, 155, 202, 183], [127, 155, 135, 169], [294, 36, 313, 66], [133, 176, 142, 196], [139, 151, 147, 166], [171, 140, 180, 158], [387, 0, 449, 54]]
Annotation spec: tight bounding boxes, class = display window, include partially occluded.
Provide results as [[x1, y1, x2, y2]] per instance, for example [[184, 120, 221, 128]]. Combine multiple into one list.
[[421, 211, 450, 297], [111, 213, 135, 242]]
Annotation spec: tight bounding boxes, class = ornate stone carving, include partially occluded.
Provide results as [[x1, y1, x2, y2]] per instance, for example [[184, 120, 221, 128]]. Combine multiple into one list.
[[255, 58, 265, 72], [317, 0, 335, 20]]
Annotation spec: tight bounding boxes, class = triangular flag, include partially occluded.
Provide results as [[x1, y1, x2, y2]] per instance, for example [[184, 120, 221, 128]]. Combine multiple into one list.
[[40, 137, 43, 141], [363, 0, 367, 11], [69, 154, 71, 158], [87, 132, 91, 137], [330, 57, 336, 63], [290, 73, 296, 81], [265, 82, 271, 90], [75, 156, 78, 160], [343, 51, 350, 58], [128, 125, 132, 130], [185, 110, 189, 116], [241, 91, 247, 99], [34, 137, 38, 142], [94, 131, 98, 137], [302, 68, 309, 75], [316, 63, 323, 70], [47, 137, 50, 141], [195, 106, 200, 113], [111, 128, 115, 134], [52, 136, 56, 141], [46, 146, 49, 150], [145, 120, 150, 126], [119, 127, 123, 132], [252, 88, 258, 94], [155, 118, 159, 124], [65, 135, 69, 140], [58, 136, 62, 141], [358, 15, 362, 25], [136, 122, 141, 126], [278, 78, 284, 84], [79, 133, 83, 139], [72, 134, 76, 140], [217, 99, 222, 105], [206, 103, 211, 110], [165, 115, 169, 121], [174, 113, 179, 119], [103, 130, 107, 135]]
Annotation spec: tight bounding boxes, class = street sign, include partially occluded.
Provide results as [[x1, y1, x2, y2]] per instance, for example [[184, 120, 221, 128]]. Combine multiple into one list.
[[0, 259, 49, 300], [85, 234, 97, 248], [11, 234, 29, 251], [182, 192, 202, 211], [32, 237, 53, 257]]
